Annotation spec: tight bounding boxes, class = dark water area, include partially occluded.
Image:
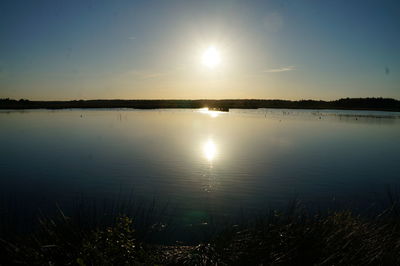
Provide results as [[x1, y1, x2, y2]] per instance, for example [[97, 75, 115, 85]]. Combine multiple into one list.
[[0, 108, 399, 239]]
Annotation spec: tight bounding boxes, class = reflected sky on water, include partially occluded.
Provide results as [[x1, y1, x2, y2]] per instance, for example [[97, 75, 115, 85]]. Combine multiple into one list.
[[1, 108, 400, 223]]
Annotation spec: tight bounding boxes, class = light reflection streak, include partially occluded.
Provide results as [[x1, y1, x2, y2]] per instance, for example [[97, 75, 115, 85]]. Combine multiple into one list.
[[198, 107, 220, 118], [203, 139, 217, 161]]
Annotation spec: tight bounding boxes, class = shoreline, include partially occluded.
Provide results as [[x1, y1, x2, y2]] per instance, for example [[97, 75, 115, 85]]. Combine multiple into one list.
[[1, 98, 400, 112]]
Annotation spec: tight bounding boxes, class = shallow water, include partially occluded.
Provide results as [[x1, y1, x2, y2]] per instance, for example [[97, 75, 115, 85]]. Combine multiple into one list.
[[1, 108, 399, 225]]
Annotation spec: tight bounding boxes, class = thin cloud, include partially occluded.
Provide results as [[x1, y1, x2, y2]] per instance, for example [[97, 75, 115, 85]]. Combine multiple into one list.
[[128, 36, 136, 40], [264, 66, 296, 73], [130, 70, 166, 79], [140, 72, 165, 79]]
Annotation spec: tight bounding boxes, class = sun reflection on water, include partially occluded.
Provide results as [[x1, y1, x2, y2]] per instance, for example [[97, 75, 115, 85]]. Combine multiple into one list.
[[203, 139, 217, 161], [198, 107, 220, 118]]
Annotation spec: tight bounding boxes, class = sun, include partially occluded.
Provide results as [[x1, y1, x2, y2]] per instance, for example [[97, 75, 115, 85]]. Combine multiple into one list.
[[202, 46, 221, 69]]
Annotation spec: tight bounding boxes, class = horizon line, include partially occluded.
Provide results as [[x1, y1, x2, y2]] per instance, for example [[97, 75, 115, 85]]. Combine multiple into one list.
[[2, 97, 399, 102]]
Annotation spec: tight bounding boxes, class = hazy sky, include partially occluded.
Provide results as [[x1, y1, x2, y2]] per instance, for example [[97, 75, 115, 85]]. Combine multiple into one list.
[[0, 0, 399, 100]]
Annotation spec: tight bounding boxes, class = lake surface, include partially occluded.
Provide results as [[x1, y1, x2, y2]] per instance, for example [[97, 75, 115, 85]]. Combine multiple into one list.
[[1, 108, 400, 227]]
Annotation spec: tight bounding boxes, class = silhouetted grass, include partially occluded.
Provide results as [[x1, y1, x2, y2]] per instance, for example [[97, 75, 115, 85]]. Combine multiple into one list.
[[2, 196, 400, 265]]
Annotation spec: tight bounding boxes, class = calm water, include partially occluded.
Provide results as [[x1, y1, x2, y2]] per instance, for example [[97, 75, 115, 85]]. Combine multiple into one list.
[[1, 108, 400, 225]]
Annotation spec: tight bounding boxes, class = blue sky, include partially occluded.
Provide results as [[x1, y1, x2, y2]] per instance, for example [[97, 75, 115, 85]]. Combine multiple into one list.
[[0, 0, 399, 100]]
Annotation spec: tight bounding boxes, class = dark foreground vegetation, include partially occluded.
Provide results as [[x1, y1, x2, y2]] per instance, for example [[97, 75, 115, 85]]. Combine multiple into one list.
[[1, 97, 400, 112], [2, 203, 400, 265]]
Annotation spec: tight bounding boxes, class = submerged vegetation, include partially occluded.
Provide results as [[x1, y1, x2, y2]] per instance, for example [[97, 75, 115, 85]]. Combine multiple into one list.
[[2, 200, 400, 265], [1, 97, 400, 112]]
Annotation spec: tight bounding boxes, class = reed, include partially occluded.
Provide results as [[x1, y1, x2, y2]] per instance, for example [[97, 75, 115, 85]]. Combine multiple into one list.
[[2, 196, 400, 265]]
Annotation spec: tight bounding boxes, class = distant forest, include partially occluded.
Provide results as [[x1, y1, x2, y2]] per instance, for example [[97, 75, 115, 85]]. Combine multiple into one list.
[[1, 98, 399, 112]]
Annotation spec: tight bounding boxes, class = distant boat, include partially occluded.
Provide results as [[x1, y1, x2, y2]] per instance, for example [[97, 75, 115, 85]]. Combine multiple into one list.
[[209, 107, 229, 112]]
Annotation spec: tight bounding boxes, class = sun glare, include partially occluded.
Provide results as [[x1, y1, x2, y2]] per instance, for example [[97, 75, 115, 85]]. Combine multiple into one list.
[[198, 107, 220, 118], [203, 139, 217, 161], [202, 46, 221, 68]]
